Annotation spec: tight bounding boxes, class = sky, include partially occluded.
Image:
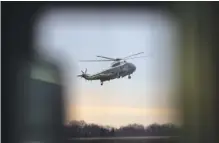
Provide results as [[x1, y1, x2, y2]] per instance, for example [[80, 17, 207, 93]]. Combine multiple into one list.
[[34, 7, 181, 127]]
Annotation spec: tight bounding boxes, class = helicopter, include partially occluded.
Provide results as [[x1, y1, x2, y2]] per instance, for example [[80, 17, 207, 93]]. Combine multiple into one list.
[[77, 52, 146, 85]]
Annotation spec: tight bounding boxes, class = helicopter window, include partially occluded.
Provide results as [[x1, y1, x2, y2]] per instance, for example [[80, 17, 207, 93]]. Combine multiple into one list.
[[111, 62, 120, 67]]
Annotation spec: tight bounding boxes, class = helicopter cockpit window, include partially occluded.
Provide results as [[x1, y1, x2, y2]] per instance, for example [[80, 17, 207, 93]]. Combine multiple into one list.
[[111, 62, 121, 67]]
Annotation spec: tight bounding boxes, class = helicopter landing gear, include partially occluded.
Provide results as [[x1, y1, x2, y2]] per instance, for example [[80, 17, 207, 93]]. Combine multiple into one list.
[[117, 73, 120, 78], [101, 81, 103, 86], [128, 75, 131, 79]]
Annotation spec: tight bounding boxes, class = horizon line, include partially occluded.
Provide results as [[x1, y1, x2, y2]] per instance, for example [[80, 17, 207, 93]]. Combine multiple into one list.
[[64, 120, 180, 129]]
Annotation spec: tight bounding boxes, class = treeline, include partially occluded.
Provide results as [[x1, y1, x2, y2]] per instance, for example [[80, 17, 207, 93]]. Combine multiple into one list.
[[64, 120, 180, 138]]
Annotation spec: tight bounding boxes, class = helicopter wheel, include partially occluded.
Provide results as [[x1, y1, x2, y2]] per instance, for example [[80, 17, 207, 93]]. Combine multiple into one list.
[[128, 75, 131, 79], [101, 81, 103, 86], [117, 73, 120, 78]]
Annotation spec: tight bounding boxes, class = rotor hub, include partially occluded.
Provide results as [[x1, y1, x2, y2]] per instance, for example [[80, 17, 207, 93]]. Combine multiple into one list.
[[115, 58, 122, 61]]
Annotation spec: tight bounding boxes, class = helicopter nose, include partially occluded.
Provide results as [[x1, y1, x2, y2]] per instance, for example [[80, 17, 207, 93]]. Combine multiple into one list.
[[130, 63, 136, 72], [133, 64, 136, 71]]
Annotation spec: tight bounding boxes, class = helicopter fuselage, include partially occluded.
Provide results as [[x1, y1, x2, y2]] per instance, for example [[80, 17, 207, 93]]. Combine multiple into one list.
[[79, 61, 136, 85], [78, 52, 145, 85]]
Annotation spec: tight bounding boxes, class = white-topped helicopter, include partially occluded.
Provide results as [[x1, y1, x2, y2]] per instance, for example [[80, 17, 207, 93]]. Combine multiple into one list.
[[77, 52, 146, 85]]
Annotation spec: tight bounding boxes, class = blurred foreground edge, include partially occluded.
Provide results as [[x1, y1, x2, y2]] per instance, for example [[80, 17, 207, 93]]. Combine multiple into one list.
[[16, 52, 65, 143], [175, 2, 219, 143], [2, 2, 219, 143]]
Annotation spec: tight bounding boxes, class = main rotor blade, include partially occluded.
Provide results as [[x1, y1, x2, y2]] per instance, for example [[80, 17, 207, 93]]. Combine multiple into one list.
[[96, 55, 116, 60], [79, 59, 113, 62], [123, 52, 144, 60], [125, 56, 148, 60]]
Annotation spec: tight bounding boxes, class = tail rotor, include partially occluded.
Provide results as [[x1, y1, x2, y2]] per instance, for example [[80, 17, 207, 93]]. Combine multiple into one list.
[[77, 68, 87, 78]]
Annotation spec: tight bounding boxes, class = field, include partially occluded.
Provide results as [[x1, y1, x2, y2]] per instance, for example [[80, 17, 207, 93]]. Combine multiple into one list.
[[66, 136, 179, 143]]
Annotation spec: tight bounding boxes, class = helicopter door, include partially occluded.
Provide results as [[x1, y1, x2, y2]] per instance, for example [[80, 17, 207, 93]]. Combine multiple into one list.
[[117, 64, 125, 77]]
